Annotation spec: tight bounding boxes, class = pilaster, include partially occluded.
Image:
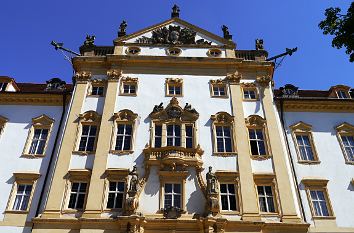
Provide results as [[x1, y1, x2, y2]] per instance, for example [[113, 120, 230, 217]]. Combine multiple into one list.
[[257, 75, 301, 223], [82, 69, 121, 217], [227, 73, 261, 221]]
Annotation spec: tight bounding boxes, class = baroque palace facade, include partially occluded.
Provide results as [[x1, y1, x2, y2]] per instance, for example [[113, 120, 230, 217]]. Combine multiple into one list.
[[0, 6, 353, 233]]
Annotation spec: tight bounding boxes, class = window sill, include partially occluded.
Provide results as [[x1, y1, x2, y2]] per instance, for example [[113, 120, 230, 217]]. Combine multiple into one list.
[[88, 95, 104, 97], [220, 211, 240, 215], [260, 212, 279, 217], [345, 161, 354, 165], [165, 94, 183, 97], [119, 93, 137, 96], [312, 216, 336, 220], [110, 150, 134, 155], [21, 153, 45, 158], [298, 160, 321, 165], [4, 210, 29, 214], [211, 95, 229, 99], [251, 154, 272, 160], [72, 151, 96, 156], [213, 152, 237, 157], [242, 98, 259, 102]]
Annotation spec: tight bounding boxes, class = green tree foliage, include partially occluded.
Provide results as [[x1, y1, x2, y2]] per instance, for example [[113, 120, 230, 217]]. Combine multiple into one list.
[[319, 2, 354, 62]]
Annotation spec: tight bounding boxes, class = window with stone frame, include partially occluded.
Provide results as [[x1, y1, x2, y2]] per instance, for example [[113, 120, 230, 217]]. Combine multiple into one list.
[[254, 175, 279, 215], [91, 85, 104, 96], [245, 115, 270, 159], [68, 182, 87, 209], [335, 123, 354, 164], [22, 114, 54, 157], [302, 179, 334, 218], [120, 76, 138, 96], [164, 183, 182, 208], [241, 83, 258, 100], [329, 85, 351, 99], [210, 79, 228, 98], [74, 111, 101, 154], [110, 109, 138, 154], [290, 121, 319, 163], [104, 169, 129, 211], [6, 173, 40, 213], [165, 78, 183, 97], [65, 170, 91, 211], [211, 112, 236, 155], [216, 171, 240, 213]]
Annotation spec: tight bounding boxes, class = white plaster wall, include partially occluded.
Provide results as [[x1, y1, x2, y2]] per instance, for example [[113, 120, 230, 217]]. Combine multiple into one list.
[[82, 96, 105, 115], [69, 154, 94, 170], [123, 46, 226, 58], [284, 112, 354, 227], [185, 167, 206, 214], [0, 226, 31, 233], [242, 101, 264, 118], [251, 159, 274, 173], [138, 166, 160, 213], [0, 105, 63, 222], [125, 22, 223, 46]]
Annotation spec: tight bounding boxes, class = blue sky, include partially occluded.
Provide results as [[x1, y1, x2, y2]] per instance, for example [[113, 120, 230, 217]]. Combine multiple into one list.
[[1, 0, 353, 89]]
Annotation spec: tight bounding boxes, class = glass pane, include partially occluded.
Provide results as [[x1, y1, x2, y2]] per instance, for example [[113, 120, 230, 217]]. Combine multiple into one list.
[[217, 138, 224, 152], [175, 137, 181, 146], [302, 136, 311, 146], [173, 184, 181, 193], [257, 186, 264, 195], [109, 182, 117, 191], [267, 197, 275, 212], [18, 185, 25, 192], [29, 141, 38, 154], [155, 125, 162, 136], [175, 87, 181, 95], [167, 138, 173, 146], [167, 125, 173, 136], [221, 195, 228, 210], [296, 135, 304, 146], [155, 138, 162, 148], [256, 130, 264, 140], [265, 186, 272, 196], [78, 137, 87, 151], [125, 125, 132, 135], [259, 197, 266, 212], [86, 137, 95, 151], [186, 138, 193, 148], [249, 129, 256, 139], [228, 184, 235, 194], [229, 195, 237, 210], [107, 193, 115, 208], [33, 129, 41, 139], [305, 147, 314, 160], [310, 190, 317, 200], [299, 147, 307, 160], [116, 136, 123, 150], [68, 193, 77, 208], [164, 195, 172, 207], [36, 140, 46, 154], [25, 185, 32, 192], [174, 125, 181, 136], [89, 126, 96, 136], [174, 195, 181, 208], [79, 183, 87, 192], [225, 138, 232, 152], [115, 193, 123, 208], [250, 141, 259, 155], [219, 87, 225, 95], [130, 85, 136, 93], [123, 85, 129, 93], [82, 126, 90, 135], [165, 184, 172, 193], [258, 141, 266, 155], [118, 182, 125, 191], [123, 136, 131, 150], [117, 124, 125, 134], [71, 183, 79, 192], [216, 126, 223, 136], [220, 184, 227, 193], [13, 195, 22, 210], [21, 195, 30, 210], [313, 201, 321, 216], [186, 126, 193, 137], [223, 127, 231, 137], [320, 201, 329, 216], [76, 194, 85, 209]]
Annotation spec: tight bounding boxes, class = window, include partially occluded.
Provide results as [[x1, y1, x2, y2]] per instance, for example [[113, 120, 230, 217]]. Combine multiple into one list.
[[207, 49, 222, 57], [78, 125, 97, 152], [28, 128, 49, 155], [165, 78, 183, 97], [6, 172, 40, 213], [111, 109, 138, 154], [164, 183, 182, 208], [243, 89, 257, 100], [257, 185, 275, 213], [335, 123, 354, 164], [302, 179, 334, 218], [220, 183, 237, 211], [245, 115, 270, 159], [0, 82, 8, 91], [211, 112, 235, 155], [68, 182, 87, 209], [336, 90, 349, 99], [210, 79, 228, 97], [12, 184, 32, 211], [167, 47, 182, 56], [115, 124, 132, 151], [126, 46, 141, 55], [290, 121, 319, 163], [249, 129, 267, 156], [22, 114, 54, 157], [120, 77, 138, 96], [185, 125, 193, 148], [107, 181, 125, 209], [154, 125, 162, 148], [167, 124, 181, 147], [91, 86, 104, 96], [296, 135, 315, 161], [74, 111, 101, 154]]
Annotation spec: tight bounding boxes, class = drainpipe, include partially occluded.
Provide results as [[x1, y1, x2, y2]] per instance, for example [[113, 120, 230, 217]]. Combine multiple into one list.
[[278, 97, 307, 222]]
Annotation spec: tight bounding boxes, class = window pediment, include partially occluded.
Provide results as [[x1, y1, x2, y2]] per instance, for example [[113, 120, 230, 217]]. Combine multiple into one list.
[[113, 109, 138, 122], [289, 121, 312, 132], [245, 115, 266, 128], [210, 112, 233, 124], [78, 111, 101, 123], [150, 97, 199, 122], [335, 122, 354, 134], [32, 114, 55, 126]]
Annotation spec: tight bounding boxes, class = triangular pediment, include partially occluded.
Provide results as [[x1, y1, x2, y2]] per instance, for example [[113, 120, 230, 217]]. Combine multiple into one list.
[[115, 18, 235, 48]]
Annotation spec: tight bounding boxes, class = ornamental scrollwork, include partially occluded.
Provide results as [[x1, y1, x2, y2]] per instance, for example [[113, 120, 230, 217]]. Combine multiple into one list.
[[245, 115, 266, 128], [107, 69, 122, 81], [74, 71, 92, 83], [256, 75, 272, 87]]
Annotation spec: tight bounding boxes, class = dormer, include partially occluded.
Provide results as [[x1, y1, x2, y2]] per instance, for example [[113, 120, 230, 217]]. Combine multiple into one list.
[[329, 85, 351, 99], [0, 76, 19, 92]]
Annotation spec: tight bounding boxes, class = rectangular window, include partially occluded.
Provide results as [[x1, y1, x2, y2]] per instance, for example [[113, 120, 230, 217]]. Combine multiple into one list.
[[249, 129, 266, 155], [28, 128, 49, 155], [220, 183, 237, 211], [91, 86, 104, 96], [341, 135, 354, 162], [164, 183, 181, 208], [212, 85, 226, 97], [106, 181, 125, 209], [185, 125, 193, 148], [78, 125, 97, 152], [168, 85, 182, 96], [167, 124, 181, 147], [216, 126, 233, 152], [68, 182, 87, 209], [310, 190, 330, 216], [123, 84, 136, 94], [257, 185, 275, 213], [154, 125, 162, 148], [12, 184, 32, 211], [0, 82, 8, 92], [115, 124, 132, 151], [296, 134, 315, 161], [337, 90, 348, 99], [243, 89, 256, 99]]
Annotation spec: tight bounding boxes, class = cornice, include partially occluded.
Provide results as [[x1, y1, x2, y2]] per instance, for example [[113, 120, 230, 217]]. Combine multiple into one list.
[[276, 98, 354, 112], [0, 93, 68, 106]]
